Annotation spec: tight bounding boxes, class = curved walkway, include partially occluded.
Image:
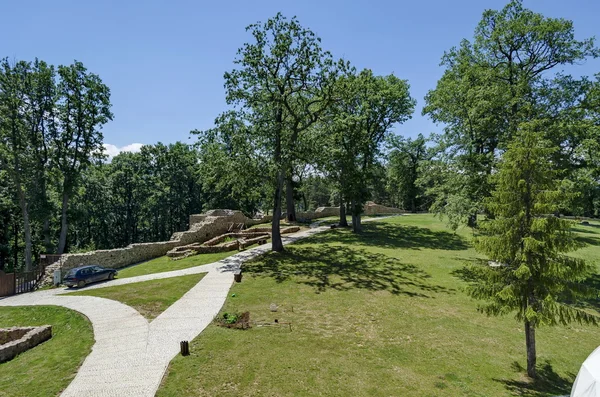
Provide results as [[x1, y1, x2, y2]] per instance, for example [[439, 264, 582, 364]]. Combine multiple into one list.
[[0, 217, 394, 396]]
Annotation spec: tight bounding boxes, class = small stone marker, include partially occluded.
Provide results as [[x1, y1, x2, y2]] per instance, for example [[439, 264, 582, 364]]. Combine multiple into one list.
[[234, 270, 242, 283], [270, 303, 278, 312]]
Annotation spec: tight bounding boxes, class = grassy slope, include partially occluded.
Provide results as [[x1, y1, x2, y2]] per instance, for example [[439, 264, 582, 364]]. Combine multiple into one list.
[[117, 252, 233, 278], [69, 273, 205, 320], [158, 214, 600, 397], [0, 306, 94, 397]]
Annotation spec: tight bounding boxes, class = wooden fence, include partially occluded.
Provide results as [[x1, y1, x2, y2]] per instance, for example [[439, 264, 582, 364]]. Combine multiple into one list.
[[14, 267, 47, 295], [0, 271, 15, 297], [0, 254, 60, 297]]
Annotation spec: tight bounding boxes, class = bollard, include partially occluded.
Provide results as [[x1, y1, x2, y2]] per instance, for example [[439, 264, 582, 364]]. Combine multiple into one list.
[[180, 340, 190, 356], [234, 270, 242, 283]]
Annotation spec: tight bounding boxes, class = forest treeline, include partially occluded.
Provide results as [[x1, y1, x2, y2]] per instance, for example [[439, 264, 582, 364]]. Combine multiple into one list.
[[1, 1, 599, 271]]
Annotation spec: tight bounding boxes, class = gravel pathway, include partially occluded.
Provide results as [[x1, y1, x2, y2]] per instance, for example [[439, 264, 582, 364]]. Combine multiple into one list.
[[0, 217, 394, 396]]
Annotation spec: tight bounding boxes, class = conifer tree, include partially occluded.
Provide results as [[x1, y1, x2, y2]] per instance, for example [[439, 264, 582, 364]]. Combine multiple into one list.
[[461, 123, 599, 378]]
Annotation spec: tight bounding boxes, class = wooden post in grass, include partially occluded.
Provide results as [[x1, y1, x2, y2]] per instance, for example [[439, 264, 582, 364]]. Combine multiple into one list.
[[180, 341, 189, 356], [234, 270, 242, 283]]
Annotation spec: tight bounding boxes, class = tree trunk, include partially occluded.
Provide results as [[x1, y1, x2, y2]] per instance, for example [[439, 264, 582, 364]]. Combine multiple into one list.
[[272, 168, 285, 252], [0, 213, 7, 271], [16, 185, 33, 272], [43, 218, 51, 253], [353, 213, 362, 232], [525, 320, 537, 378], [57, 191, 70, 254], [339, 199, 348, 227], [39, 177, 53, 253], [302, 193, 308, 212], [272, 106, 284, 252], [467, 213, 477, 228], [286, 175, 296, 222], [13, 220, 18, 271], [351, 199, 362, 233]]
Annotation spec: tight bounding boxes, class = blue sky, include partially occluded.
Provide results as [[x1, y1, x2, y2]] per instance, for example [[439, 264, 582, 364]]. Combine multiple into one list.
[[2, 0, 599, 155]]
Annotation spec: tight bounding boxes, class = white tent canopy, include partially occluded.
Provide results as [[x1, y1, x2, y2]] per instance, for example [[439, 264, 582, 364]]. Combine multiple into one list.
[[572, 346, 600, 397]]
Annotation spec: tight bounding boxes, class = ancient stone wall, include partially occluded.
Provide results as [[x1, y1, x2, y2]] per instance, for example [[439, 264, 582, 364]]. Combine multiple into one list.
[[363, 201, 406, 215], [44, 210, 274, 282], [188, 211, 272, 229], [296, 203, 404, 220], [43, 204, 401, 284], [0, 326, 52, 363], [296, 206, 341, 221]]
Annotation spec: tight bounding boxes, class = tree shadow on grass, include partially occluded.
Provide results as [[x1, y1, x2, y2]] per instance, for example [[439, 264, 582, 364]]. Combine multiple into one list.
[[575, 234, 600, 246], [244, 244, 453, 297], [574, 223, 600, 231], [568, 273, 600, 312], [494, 361, 574, 397], [303, 223, 469, 251]]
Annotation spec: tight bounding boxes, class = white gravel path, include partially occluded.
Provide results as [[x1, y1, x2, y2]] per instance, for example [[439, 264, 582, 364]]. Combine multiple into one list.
[[0, 217, 394, 396]]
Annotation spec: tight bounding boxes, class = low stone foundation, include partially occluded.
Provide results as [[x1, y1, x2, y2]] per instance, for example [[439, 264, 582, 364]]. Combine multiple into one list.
[[166, 226, 300, 258], [296, 202, 404, 221], [363, 201, 405, 215], [296, 206, 341, 221], [0, 325, 52, 363], [203, 231, 271, 247]]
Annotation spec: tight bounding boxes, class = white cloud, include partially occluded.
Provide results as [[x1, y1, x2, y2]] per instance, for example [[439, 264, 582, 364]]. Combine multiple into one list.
[[103, 143, 144, 160]]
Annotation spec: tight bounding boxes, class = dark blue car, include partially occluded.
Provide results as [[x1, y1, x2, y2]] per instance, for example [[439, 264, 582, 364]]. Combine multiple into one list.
[[63, 265, 117, 288]]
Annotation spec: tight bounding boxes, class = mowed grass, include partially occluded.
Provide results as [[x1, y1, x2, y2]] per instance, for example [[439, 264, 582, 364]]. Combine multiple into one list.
[[158, 214, 600, 397], [69, 273, 205, 320], [0, 306, 93, 397], [117, 252, 233, 278]]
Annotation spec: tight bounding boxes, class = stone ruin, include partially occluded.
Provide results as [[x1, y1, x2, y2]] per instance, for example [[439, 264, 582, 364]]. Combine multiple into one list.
[[0, 325, 52, 363], [295, 201, 404, 221], [41, 203, 403, 285], [166, 226, 300, 259], [42, 210, 273, 285]]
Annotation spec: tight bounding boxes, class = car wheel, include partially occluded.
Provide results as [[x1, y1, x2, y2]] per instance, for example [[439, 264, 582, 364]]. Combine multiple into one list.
[[77, 280, 86, 288], [108, 273, 115, 280]]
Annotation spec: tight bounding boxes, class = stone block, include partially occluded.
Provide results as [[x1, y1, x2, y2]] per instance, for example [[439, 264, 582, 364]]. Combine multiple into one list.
[[0, 325, 52, 363]]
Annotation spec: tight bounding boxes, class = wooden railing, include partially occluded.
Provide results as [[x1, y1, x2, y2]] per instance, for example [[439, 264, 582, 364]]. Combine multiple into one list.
[[14, 266, 47, 295], [0, 271, 16, 297], [0, 254, 59, 297]]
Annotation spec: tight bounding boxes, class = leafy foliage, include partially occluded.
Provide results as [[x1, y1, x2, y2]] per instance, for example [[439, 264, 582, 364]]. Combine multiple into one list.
[[423, 0, 599, 228], [221, 13, 340, 249], [321, 68, 415, 230], [386, 134, 429, 211]]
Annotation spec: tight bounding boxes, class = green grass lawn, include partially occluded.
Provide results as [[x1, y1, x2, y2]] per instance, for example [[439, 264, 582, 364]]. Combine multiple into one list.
[[157, 214, 600, 397], [0, 306, 93, 397], [117, 252, 233, 278], [68, 273, 205, 320]]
